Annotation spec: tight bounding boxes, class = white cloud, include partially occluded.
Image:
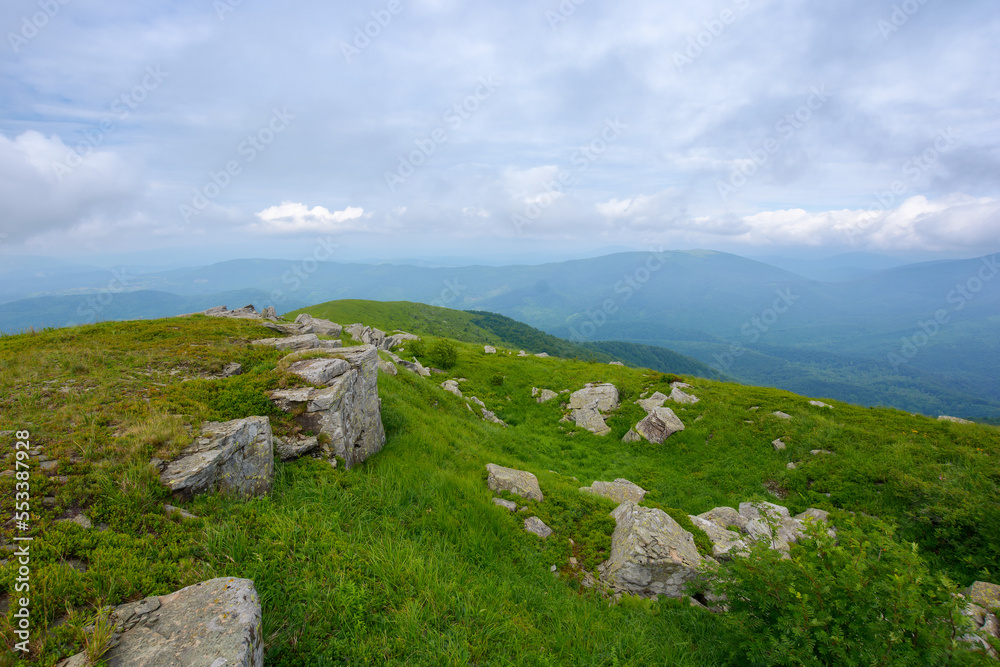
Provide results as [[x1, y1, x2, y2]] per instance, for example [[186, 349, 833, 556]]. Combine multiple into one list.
[[252, 202, 368, 234]]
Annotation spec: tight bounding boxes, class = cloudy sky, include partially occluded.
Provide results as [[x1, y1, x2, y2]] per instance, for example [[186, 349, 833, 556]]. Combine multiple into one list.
[[1, 0, 998, 265]]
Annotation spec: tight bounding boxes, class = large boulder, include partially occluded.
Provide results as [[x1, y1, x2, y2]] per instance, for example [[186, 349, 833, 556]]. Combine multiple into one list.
[[637, 391, 668, 413], [196, 304, 276, 322], [269, 345, 385, 469], [635, 407, 685, 443], [667, 386, 699, 405], [159, 417, 273, 499], [580, 478, 647, 504], [440, 380, 463, 398], [688, 515, 747, 560], [59, 578, 263, 667], [485, 464, 543, 502], [599, 501, 705, 598], [569, 383, 620, 412], [536, 389, 558, 403], [294, 313, 343, 337], [571, 408, 611, 436], [965, 581, 1000, 610]]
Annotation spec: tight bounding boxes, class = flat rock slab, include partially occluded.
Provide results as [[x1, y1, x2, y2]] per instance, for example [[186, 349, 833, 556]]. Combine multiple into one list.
[[492, 498, 517, 511], [160, 417, 273, 499], [601, 501, 704, 598], [524, 516, 553, 538], [580, 478, 647, 504], [60, 578, 264, 667], [486, 464, 543, 502], [636, 407, 685, 444], [294, 314, 343, 337], [285, 357, 350, 385]]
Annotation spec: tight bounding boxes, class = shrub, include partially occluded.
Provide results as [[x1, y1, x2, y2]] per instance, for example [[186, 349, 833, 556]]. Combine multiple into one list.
[[711, 515, 977, 666], [489, 372, 506, 387], [428, 339, 458, 369]]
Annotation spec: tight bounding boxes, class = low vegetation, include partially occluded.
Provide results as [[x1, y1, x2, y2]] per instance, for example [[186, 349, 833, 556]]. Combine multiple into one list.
[[0, 303, 997, 664]]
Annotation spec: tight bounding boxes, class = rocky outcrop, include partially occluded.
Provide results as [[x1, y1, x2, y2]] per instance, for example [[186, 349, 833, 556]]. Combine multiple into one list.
[[693, 502, 834, 559], [59, 578, 263, 667], [536, 389, 558, 403], [159, 417, 273, 499], [294, 313, 343, 337], [484, 345, 497, 354], [253, 333, 342, 351], [939, 415, 974, 424], [389, 351, 431, 377], [492, 497, 517, 511], [345, 323, 419, 351], [524, 517, 553, 538], [809, 400, 832, 409], [688, 515, 747, 560], [580, 478, 647, 504], [568, 383, 619, 436], [599, 501, 705, 598], [268, 346, 385, 469], [196, 304, 277, 322], [378, 358, 398, 376], [636, 407, 685, 444], [486, 464, 543, 502]]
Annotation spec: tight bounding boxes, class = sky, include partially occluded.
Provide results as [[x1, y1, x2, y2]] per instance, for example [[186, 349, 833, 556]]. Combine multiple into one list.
[[1, 0, 998, 266]]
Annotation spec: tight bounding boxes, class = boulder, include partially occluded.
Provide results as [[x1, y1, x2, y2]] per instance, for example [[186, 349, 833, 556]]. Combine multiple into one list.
[[772, 438, 786, 451], [160, 417, 273, 499], [481, 408, 507, 427], [221, 362, 243, 378], [622, 429, 642, 443], [485, 464, 543, 502], [535, 352, 550, 358], [571, 408, 611, 436], [378, 359, 398, 376], [773, 411, 793, 420], [609, 361, 624, 366], [273, 435, 320, 461], [809, 400, 832, 409], [688, 515, 747, 560], [569, 383, 620, 412], [440, 380, 463, 398], [268, 345, 385, 469], [484, 345, 497, 354], [285, 357, 350, 385], [668, 387, 699, 405], [580, 478, 647, 504], [965, 581, 1000, 610], [524, 517, 553, 538], [199, 304, 263, 320], [492, 498, 517, 511], [59, 578, 264, 667], [600, 501, 704, 598], [252, 334, 327, 351], [537, 389, 558, 403], [811, 449, 834, 456], [384, 331, 420, 349], [738, 502, 805, 553], [795, 508, 830, 523], [636, 407, 685, 444], [637, 392, 669, 413], [294, 313, 343, 337], [697, 506, 747, 533], [939, 415, 974, 424]]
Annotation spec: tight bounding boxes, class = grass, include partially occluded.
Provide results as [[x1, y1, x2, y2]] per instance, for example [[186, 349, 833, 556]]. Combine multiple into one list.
[[0, 306, 997, 665]]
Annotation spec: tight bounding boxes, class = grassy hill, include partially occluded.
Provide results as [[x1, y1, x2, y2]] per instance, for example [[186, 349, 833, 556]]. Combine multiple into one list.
[[0, 303, 997, 664]]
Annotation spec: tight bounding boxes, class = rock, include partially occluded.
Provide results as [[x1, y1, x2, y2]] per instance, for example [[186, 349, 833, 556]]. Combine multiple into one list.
[[285, 357, 350, 385], [809, 400, 832, 409], [600, 501, 704, 598], [536, 389, 558, 403], [688, 515, 747, 560], [58, 513, 92, 530], [440, 380, 463, 398], [965, 581, 1000, 610], [738, 502, 806, 553], [622, 429, 642, 443], [261, 306, 278, 321], [160, 417, 273, 499], [773, 411, 793, 420], [739, 501, 791, 521], [164, 504, 199, 520], [346, 323, 386, 349], [40, 460, 58, 472], [637, 392, 669, 414], [292, 313, 343, 337], [492, 498, 517, 511], [221, 362, 243, 378], [378, 359, 398, 376], [795, 508, 830, 523], [697, 506, 748, 533], [60, 578, 264, 667], [517, 350, 528, 357], [609, 361, 624, 366], [535, 352, 550, 358], [532, 387, 539, 397], [670, 381, 692, 389], [524, 517, 553, 538], [636, 407, 685, 444], [569, 383, 620, 412], [485, 464, 543, 502], [668, 387, 699, 405], [273, 435, 320, 461], [197, 304, 263, 320], [939, 415, 974, 424], [484, 345, 497, 354], [469, 396, 486, 408], [481, 408, 507, 427], [786, 462, 798, 470], [571, 407, 609, 436], [396, 356, 431, 377], [269, 345, 385, 469], [772, 438, 786, 451], [810, 449, 834, 456], [384, 331, 420, 349], [253, 333, 324, 351], [580, 478, 647, 504]]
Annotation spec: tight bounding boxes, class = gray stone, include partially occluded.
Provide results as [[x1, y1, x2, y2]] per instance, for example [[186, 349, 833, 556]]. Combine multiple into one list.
[[571, 407, 611, 436], [697, 506, 747, 533], [221, 362, 243, 378], [164, 505, 199, 520], [938, 415, 974, 424], [378, 359, 398, 376], [484, 345, 497, 354], [670, 381, 692, 389], [809, 400, 832, 409], [601, 501, 704, 598], [269, 345, 385, 469], [40, 460, 58, 471], [294, 313, 344, 338], [786, 462, 798, 470], [609, 361, 624, 366], [440, 380, 463, 398], [772, 438, 786, 451], [668, 387, 699, 405], [536, 389, 558, 403], [61, 578, 264, 667], [636, 407, 685, 444], [795, 508, 830, 524], [285, 357, 351, 385], [810, 449, 835, 456], [688, 514, 747, 560], [469, 396, 486, 408], [580, 478, 647, 504], [486, 464, 543, 502], [637, 392, 669, 414], [965, 581, 1000, 610], [198, 304, 262, 320], [773, 411, 793, 420], [481, 408, 507, 427], [384, 332, 420, 350], [524, 517, 553, 538], [273, 435, 320, 461], [492, 498, 517, 511], [535, 352, 550, 358], [160, 417, 273, 499], [568, 383, 620, 412], [252, 333, 323, 351], [622, 429, 642, 443]]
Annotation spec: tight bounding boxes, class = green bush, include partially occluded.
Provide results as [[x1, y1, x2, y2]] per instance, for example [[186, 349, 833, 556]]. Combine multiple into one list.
[[712, 515, 978, 666], [428, 339, 458, 369], [489, 372, 506, 387]]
